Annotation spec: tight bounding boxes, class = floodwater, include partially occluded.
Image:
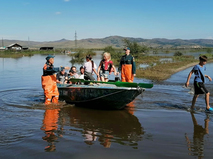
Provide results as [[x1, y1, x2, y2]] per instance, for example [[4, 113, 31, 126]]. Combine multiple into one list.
[[0, 54, 213, 159]]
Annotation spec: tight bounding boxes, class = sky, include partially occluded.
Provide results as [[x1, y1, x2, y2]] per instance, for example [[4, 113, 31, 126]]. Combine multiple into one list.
[[1, 0, 213, 42]]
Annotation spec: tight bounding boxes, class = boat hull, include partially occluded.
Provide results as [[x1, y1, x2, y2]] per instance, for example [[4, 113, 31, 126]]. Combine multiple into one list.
[[57, 84, 144, 110]]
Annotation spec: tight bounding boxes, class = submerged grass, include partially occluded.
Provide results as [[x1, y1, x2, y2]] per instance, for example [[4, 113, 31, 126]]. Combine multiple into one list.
[[0, 50, 58, 58], [136, 55, 207, 81]]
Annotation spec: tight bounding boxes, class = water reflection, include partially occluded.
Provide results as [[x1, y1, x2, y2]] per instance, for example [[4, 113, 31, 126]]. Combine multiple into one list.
[[185, 112, 210, 158], [40, 105, 62, 152], [40, 104, 144, 151], [126, 101, 136, 115], [61, 106, 144, 148]]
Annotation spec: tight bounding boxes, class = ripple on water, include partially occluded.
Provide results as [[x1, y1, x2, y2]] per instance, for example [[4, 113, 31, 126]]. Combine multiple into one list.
[[0, 88, 45, 110], [0, 88, 44, 146]]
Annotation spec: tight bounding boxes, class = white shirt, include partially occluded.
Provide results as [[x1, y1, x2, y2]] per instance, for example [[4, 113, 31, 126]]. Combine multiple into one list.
[[79, 74, 84, 79], [84, 61, 97, 73]]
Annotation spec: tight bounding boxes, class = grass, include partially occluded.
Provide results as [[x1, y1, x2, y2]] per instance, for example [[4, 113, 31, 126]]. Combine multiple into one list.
[[0, 50, 58, 58], [1, 48, 213, 81], [136, 55, 213, 81]]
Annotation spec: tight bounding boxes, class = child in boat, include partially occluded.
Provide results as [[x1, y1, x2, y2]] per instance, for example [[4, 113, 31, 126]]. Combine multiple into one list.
[[56, 68, 68, 84], [83, 55, 99, 81], [97, 52, 117, 82], [185, 55, 212, 112]]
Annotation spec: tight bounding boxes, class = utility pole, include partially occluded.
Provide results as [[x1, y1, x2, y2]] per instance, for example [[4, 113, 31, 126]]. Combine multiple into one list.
[[75, 31, 77, 48], [28, 36, 30, 49], [2, 37, 4, 47]]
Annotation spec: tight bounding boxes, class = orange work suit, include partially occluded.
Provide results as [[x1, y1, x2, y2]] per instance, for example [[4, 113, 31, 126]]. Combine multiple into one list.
[[121, 64, 134, 82], [41, 75, 59, 105], [41, 62, 63, 105]]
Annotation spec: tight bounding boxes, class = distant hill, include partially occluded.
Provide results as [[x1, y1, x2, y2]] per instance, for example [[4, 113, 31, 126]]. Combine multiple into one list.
[[1, 36, 213, 49]]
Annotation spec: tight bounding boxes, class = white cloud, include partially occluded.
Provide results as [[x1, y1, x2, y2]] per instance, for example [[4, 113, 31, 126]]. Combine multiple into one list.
[[64, 0, 70, 2], [55, 12, 61, 15]]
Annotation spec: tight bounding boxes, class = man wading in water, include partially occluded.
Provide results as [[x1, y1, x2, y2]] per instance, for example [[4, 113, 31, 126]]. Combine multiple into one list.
[[185, 55, 213, 112], [41, 55, 70, 105]]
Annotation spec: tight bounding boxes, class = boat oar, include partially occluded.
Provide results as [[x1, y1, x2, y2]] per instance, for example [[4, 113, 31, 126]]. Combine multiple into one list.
[[68, 78, 153, 88], [138, 83, 153, 88]]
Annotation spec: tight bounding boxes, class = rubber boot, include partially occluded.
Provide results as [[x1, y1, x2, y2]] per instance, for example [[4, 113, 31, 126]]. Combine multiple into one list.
[[52, 96, 59, 104], [45, 98, 51, 105]]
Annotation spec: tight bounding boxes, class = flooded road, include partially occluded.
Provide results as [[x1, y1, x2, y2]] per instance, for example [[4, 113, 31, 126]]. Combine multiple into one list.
[[0, 54, 213, 159]]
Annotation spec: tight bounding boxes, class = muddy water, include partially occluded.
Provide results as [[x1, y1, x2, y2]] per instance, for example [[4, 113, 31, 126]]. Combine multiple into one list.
[[0, 54, 213, 159]]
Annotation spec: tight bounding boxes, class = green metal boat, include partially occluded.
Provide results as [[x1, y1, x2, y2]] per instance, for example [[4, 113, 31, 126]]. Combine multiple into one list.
[[57, 83, 145, 110]]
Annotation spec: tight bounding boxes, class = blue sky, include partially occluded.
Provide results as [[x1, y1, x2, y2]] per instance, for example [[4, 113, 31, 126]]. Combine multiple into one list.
[[0, 0, 213, 41]]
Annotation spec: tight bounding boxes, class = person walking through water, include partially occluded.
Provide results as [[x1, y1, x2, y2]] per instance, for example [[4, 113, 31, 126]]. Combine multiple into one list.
[[118, 47, 136, 82], [185, 55, 213, 112], [41, 55, 70, 105], [83, 55, 98, 81]]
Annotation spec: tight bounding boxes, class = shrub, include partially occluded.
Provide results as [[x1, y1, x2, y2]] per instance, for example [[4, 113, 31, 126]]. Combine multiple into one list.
[[174, 51, 183, 56]]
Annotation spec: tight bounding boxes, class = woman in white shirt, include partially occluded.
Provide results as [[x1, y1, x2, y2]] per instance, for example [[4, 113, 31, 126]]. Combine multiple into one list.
[[83, 55, 99, 81]]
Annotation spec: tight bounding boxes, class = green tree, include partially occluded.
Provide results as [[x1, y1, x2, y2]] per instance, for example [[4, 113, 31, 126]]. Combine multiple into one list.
[[122, 39, 149, 57], [206, 48, 213, 54], [103, 46, 123, 60], [174, 51, 183, 56]]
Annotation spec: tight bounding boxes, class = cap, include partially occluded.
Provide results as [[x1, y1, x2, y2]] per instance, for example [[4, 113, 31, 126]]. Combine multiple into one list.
[[46, 55, 55, 61], [124, 47, 130, 51]]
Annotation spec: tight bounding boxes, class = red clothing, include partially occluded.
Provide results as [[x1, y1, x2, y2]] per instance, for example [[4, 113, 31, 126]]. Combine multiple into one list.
[[101, 60, 113, 71]]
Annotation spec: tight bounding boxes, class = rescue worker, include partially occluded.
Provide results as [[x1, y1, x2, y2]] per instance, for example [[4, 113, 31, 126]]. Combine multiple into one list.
[[118, 47, 136, 82], [41, 55, 70, 105]]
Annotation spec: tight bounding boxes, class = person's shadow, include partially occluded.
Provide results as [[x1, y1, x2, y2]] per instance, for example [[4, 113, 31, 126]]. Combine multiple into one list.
[[185, 112, 210, 158]]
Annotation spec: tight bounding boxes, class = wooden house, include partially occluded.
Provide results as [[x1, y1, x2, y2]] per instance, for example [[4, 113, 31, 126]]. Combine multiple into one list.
[[7, 43, 23, 50]]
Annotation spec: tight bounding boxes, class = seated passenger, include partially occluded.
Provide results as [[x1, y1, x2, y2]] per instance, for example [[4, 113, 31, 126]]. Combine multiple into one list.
[[69, 66, 79, 78], [56, 69, 68, 84], [79, 66, 85, 79], [68, 69, 78, 84], [68, 69, 75, 79]]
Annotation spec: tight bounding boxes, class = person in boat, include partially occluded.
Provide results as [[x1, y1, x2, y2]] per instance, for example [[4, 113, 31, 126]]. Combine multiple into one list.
[[97, 52, 117, 82], [69, 66, 79, 79], [41, 55, 70, 105], [79, 66, 85, 79], [56, 68, 68, 84], [83, 54, 98, 81], [185, 55, 212, 112], [118, 47, 136, 83]]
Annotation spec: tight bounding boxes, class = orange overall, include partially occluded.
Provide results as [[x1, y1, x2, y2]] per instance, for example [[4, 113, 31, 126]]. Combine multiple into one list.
[[118, 54, 136, 83], [41, 75, 59, 105], [42, 62, 61, 105], [121, 64, 134, 82]]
